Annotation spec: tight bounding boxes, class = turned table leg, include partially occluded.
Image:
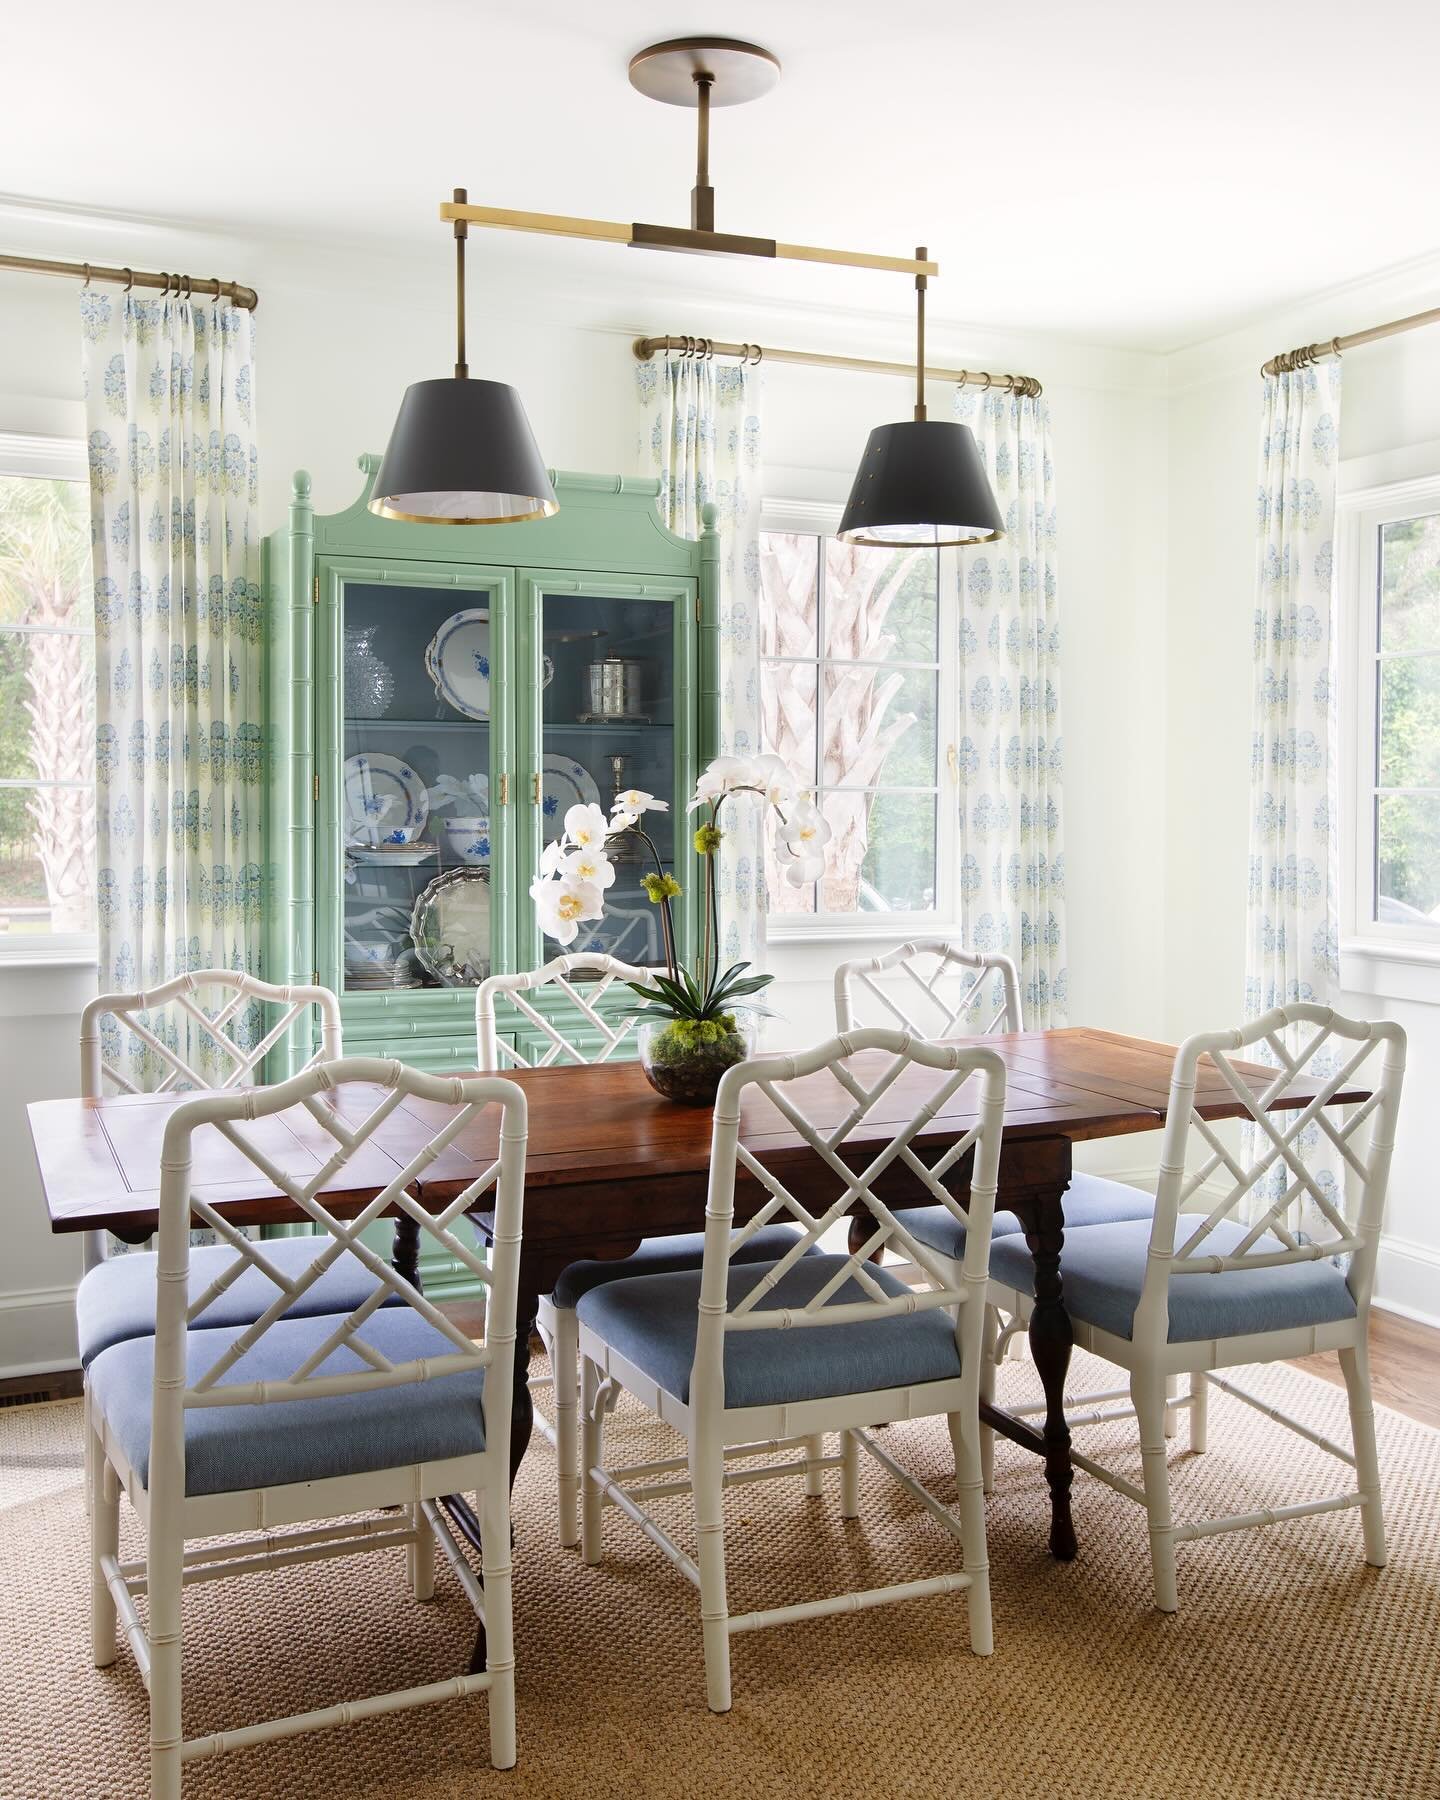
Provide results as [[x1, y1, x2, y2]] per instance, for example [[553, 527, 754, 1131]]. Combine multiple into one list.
[[1016, 1189, 1077, 1561], [392, 1216, 423, 1292]]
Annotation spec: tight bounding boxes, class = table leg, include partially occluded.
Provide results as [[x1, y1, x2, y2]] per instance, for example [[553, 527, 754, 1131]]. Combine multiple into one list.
[[392, 1216, 422, 1292], [1021, 1191, 1077, 1561]]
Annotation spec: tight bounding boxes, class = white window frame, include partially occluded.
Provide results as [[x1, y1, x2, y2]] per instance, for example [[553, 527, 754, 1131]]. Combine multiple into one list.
[[759, 497, 959, 944], [0, 430, 97, 965], [1336, 443, 1440, 999]]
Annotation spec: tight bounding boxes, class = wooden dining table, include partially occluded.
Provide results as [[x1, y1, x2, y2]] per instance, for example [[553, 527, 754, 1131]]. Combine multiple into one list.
[[29, 1023, 1354, 1598]]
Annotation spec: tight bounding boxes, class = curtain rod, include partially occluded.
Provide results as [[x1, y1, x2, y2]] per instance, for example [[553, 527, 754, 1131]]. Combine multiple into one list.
[[1262, 300, 1440, 376], [0, 252, 258, 311], [633, 334, 1043, 398]]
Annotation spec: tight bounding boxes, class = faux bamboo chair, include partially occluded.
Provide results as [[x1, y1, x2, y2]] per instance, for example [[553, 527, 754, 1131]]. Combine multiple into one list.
[[577, 1028, 1006, 1711], [85, 1057, 527, 1794], [979, 1002, 1406, 1610], [473, 953, 811, 1549]]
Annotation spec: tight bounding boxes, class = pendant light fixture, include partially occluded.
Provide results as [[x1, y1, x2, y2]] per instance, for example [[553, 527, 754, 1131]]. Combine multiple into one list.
[[370, 189, 558, 526], [838, 249, 1004, 549]]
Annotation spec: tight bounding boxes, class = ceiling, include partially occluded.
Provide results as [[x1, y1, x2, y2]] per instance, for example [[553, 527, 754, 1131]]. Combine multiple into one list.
[[4, 0, 1438, 353]]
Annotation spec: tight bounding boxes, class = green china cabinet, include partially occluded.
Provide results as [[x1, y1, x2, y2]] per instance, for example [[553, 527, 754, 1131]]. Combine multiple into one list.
[[263, 456, 719, 1293]]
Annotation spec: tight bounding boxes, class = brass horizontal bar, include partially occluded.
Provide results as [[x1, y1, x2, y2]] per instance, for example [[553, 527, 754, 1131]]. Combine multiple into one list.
[[0, 252, 257, 310], [634, 333, 1043, 398], [1262, 301, 1440, 376], [630, 221, 777, 260], [439, 200, 937, 277]]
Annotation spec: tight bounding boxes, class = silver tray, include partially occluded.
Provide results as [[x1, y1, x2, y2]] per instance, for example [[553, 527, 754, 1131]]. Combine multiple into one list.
[[409, 866, 492, 987]]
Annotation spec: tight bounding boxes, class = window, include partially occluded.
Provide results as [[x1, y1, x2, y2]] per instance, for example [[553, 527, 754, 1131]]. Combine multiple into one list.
[[758, 502, 956, 935], [1339, 471, 1440, 955], [0, 435, 96, 957]]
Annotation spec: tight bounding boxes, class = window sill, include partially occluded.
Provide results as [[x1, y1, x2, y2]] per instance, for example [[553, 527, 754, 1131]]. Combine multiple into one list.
[[1339, 938, 1440, 1005], [767, 920, 953, 947]]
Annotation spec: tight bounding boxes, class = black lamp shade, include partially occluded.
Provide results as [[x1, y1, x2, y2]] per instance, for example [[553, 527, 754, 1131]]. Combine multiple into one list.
[[369, 377, 558, 525], [838, 418, 1004, 548]]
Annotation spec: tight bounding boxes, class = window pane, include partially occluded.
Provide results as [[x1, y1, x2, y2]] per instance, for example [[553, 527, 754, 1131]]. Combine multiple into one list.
[[1380, 514, 1440, 654], [0, 631, 95, 783], [0, 475, 92, 628], [823, 540, 937, 664], [822, 664, 937, 790], [821, 789, 936, 914], [1377, 652, 1440, 788], [758, 532, 818, 659], [1376, 794, 1440, 927], [0, 782, 96, 936], [760, 658, 817, 789]]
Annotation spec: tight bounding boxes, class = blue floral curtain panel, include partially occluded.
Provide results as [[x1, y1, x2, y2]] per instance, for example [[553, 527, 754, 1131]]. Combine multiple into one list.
[[82, 290, 263, 1080], [636, 354, 765, 967], [1243, 362, 1344, 1232], [953, 387, 1067, 1027]]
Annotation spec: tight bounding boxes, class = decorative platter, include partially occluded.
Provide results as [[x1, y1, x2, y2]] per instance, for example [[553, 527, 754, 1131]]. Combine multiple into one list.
[[347, 844, 436, 867], [409, 866, 493, 987], [425, 608, 492, 720], [540, 752, 601, 840], [343, 753, 429, 846]]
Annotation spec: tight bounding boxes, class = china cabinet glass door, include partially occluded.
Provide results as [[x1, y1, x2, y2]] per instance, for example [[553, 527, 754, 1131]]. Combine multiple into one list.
[[316, 559, 513, 999], [517, 570, 697, 975]]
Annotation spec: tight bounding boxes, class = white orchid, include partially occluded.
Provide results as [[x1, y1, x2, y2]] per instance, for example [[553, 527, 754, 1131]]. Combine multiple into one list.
[[689, 754, 761, 811], [611, 788, 668, 820], [535, 875, 604, 946], [775, 797, 832, 886], [426, 772, 489, 815], [563, 802, 611, 852], [538, 839, 568, 879], [751, 753, 797, 809], [563, 844, 616, 891]]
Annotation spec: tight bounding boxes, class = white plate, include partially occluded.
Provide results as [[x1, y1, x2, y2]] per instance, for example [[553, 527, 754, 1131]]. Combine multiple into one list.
[[425, 608, 492, 721], [347, 844, 436, 867], [343, 753, 429, 847], [540, 752, 601, 840]]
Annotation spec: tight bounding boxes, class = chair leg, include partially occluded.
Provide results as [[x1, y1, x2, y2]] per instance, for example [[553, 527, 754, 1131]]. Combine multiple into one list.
[[1338, 1339, 1387, 1568], [478, 1476, 517, 1770], [946, 1410, 993, 1656], [89, 1407, 118, 1670], [688, 1432, 732, 1713], [552, 1304, 581, 1549], [409, 1500, 435, 1601], [840, 1430, 860, 1519], [1189, 1372, 1209, 1455], [979, 1303, 999, 1495], [803, 1432, 826, 1498], [1132, 1368, 1178, 1613], [148, 1524, 184, 1799], [580, 1357, 606, 1567], [1163, 1373, 1180, 1439]]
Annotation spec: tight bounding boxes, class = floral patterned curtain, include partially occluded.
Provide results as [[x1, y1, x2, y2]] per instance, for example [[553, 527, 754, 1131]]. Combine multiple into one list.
[[1243, 362, 1344, 1234], [636, 355, 765, 968], [952, 387, 1066, 1027], [82, 290, 263, 1083]]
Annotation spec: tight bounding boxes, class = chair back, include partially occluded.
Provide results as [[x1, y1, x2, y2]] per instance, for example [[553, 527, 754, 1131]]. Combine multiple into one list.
[[80, 970, 343, 1097], [149, 1057, 526, 1512], [1138, 1002, 1406, 1347], [695, 1028, 1007, 1416], [834, 940, 1022, 1038], [475, 953, 660, 1071]]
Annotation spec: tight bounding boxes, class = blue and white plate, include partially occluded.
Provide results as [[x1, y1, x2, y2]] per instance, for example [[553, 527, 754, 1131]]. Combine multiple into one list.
[[540, 752, 601, 841], [425, 608, 491, 721], [343, 753, 430, 847]]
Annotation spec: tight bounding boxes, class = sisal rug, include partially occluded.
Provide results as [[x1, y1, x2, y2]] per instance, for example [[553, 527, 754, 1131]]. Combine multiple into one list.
[[2, 1350, 1438, 1800]]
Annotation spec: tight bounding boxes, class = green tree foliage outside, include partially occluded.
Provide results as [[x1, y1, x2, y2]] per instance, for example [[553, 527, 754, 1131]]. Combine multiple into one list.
[[1376, 515, 1440, 921]]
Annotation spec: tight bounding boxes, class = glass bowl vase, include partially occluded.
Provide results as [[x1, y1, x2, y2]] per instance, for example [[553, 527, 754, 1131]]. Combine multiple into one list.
[[635, 1009, 758, 1108]]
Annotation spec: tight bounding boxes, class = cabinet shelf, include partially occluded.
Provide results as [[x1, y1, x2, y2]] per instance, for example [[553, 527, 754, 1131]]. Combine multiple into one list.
[[345, 716, 490, 733], [542, 720, 674, 734]]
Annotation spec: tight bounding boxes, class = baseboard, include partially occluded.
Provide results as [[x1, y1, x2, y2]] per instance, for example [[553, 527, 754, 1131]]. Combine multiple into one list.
[[0, 1284, 80, 1382], [1373, 1235, 1440, 1330]]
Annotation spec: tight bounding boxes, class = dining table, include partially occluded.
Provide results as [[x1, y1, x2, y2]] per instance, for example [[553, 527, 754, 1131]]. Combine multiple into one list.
[[29, 1023, 1351, 1670]]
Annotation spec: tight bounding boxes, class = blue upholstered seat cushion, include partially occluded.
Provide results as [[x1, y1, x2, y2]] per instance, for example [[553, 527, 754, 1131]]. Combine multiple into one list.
[[576, 1254, 963, 1408], [546, 1223, 815, 1310], [88, 1309, 487, 1497], [989, 1215, 1358, 1344], [897, 1171, 1156, 1262], [76, 1237, 402, 1369]]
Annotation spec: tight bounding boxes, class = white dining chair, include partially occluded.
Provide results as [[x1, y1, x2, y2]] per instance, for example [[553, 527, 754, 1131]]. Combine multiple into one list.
[[980, 1001, 1405, 1610], [577, 1028, 1006, 1711], [85, 1057, 527, 1795], [473, 952, 813, 1549]]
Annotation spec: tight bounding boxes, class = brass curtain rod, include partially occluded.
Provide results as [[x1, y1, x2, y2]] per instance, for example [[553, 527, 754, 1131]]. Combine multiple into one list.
[[1263, 300, 1440, 376], [0, 252, 258, 311], [633, 334, 1043, 398]]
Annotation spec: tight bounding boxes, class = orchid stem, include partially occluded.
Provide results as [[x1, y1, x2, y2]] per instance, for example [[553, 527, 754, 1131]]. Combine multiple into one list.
[[630, 823, 678, 982]]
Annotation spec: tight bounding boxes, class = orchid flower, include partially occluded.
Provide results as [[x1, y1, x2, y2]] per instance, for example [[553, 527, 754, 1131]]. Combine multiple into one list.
[[775, 797, 832, 886], [689, 755, 761, 810], [612, 788, 668, 819], [535, 875, 604, 946], [563, 844, 616, 891], [563, 802, 612, 852]]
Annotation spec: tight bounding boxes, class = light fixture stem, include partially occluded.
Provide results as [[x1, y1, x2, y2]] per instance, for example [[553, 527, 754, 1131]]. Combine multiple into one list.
[[914, 246, 927, 422], [454, 185, 469, 379], [691, 72, 716, 231]]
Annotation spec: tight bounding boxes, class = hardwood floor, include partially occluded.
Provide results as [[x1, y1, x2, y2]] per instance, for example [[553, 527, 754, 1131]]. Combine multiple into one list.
[[1292, 1308, 1440, 1431]]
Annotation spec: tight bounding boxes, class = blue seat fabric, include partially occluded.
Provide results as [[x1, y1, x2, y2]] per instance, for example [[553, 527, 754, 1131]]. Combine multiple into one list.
[[989, 1215, 1358, 1343], [88, 1309, 486, 1497], [576, 1253, 964, 1409], [546, 1223, 815, 1310], [898, 1170, 1156, 1261], [76, 1237, 402, 1369]]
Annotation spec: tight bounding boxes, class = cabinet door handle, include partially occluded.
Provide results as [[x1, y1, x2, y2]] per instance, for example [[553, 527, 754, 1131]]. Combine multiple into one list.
[[532, 773, 542, 805], [498, 773, 510, 807]]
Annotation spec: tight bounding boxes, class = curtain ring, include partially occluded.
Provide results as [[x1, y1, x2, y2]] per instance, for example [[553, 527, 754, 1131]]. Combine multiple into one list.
[[122, 267, 134, 293], [81, 263, 91, 290], [980, 372, 992, 391], [1330, 337, 1342, 360]]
